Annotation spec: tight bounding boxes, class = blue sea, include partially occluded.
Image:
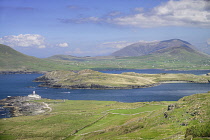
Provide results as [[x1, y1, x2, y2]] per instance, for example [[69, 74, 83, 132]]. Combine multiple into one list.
[[1, 69, 210, 102], [1, 69, 210, 118]]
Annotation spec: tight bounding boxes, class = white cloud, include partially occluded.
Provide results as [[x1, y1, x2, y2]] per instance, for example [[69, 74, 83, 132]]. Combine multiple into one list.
[[107, 11, 122, 17], [57, 42, 69, 47], [65, 48, 89, 56], [207, 38, 210, 45], [112, 0, 210, 28], [72, 48, 84, 54], [133, 7, 144, 12], [100, 41, 134, 49], [138, 40, 159, 43], [64, 47, 115, 56], [38, 45, 46, 49], [59, 16, 101, 24], [60, 0, 210, 28], [0, 34, 46, 48]]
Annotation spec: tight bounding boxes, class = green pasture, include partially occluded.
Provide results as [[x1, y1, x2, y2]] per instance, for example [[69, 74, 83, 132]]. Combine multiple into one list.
[[1, 92, 210, 140]]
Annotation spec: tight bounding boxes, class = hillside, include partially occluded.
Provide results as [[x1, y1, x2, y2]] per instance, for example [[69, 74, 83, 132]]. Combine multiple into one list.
[[110, 39, 201, 57], [48, 55, 115, 61], [48, 45, 210, 70], [1, 92, 210, 139], [46, 39, 210, 70], [0, 44, 81, 71], [0, 44, 44, 71]]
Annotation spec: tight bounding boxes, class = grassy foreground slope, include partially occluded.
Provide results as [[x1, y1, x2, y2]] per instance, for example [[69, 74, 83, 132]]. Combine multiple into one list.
[[0, 92, 210, 140], [35, 69, 210, 89]]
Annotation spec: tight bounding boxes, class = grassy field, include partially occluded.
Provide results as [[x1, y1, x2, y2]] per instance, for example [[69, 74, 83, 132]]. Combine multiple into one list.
[[0, 92, 210, 140]]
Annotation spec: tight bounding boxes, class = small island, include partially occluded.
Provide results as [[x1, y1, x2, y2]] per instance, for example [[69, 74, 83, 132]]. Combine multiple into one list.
[[34, 69, 210, 89]]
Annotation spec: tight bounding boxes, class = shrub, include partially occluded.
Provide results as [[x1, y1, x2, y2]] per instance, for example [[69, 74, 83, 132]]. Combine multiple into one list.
[[185, 122, 210, 138]]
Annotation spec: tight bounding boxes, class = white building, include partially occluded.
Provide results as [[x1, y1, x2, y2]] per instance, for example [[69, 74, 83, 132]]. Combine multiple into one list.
[[28, 91, 41, 99]]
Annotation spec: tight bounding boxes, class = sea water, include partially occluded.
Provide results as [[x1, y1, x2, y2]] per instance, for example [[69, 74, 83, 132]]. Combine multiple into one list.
[[1, 69, 210, 118]]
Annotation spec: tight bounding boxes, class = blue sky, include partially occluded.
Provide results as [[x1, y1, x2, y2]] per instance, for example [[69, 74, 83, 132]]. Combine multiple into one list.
[[0, 0, 210, 58]]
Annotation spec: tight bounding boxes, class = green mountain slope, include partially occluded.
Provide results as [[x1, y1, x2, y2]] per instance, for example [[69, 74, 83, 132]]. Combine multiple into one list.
[[48, 55, 116, 61], [0, 44, 42, 70], [0, 44, 74, 71], [114, 45, 210, 70], [47, 39, 210, 70]]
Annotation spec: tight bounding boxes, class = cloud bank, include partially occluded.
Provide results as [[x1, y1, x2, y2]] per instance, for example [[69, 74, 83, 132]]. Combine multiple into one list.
[[59, 0, 210, 28], [207, 38, 210, 45], [99, 41, 133, 49], [0, 34, 46, 48], [0, 34, 70, 49], [57, 42, 69, 47], [113, 0, 210, 27]]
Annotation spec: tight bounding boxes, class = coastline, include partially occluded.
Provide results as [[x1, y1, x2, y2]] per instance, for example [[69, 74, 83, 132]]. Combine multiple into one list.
[[34, 69, 210, 90], [159, 81, 193, 83], [36, 82, 161, 90], [0, 96, 51, 117], [0, 70, 46, 75], [1, 68, 210, 75]]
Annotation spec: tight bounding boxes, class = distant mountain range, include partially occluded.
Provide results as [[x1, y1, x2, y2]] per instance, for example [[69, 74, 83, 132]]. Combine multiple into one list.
[[1, 39, 210, 71], [110, 39, 200, 57]]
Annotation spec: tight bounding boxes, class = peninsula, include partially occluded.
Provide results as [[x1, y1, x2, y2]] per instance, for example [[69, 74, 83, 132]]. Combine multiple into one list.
[[34, 69, 210, 89]]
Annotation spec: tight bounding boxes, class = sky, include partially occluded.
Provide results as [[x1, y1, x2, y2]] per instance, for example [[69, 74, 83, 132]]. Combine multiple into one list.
[[0, 0, 210, 58]]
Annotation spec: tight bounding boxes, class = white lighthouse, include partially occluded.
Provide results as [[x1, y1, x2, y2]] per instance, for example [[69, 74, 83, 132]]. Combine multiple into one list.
[[28, 91, 41, 99]]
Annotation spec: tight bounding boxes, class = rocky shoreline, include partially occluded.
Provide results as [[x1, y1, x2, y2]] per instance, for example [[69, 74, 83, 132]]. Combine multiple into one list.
[[36, 82, 160, 89], [0, 70, 46, 75], [34, 69, 210, 90], [0, 96, 50, 117]]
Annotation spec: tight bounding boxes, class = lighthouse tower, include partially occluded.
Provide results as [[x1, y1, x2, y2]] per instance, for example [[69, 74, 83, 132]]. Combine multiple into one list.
[[28, 91, 41, 99]]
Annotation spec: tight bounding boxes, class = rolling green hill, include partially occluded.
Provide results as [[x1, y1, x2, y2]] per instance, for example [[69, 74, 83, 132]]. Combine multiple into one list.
[[0, 44, 75, 72], [0, 44, 44, 71], [48, 55, 116, 61], [0, 44, 80, 71]]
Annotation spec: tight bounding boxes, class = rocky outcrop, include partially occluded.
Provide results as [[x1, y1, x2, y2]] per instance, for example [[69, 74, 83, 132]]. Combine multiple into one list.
[[0, 96, 49, 117], [0, 71, 45, 75]]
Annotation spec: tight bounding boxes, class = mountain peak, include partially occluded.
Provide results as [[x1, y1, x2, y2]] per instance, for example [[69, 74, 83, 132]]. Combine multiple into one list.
[[160, 39, 192, 45], [110, 39, 194, 57]]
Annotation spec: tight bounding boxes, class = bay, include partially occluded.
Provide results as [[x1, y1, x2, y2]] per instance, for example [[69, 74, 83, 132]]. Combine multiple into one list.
[[0, 69, 210, 103]]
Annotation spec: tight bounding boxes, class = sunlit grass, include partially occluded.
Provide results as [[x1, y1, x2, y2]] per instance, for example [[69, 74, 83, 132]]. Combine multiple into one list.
[[1, 92, 210, 139]]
